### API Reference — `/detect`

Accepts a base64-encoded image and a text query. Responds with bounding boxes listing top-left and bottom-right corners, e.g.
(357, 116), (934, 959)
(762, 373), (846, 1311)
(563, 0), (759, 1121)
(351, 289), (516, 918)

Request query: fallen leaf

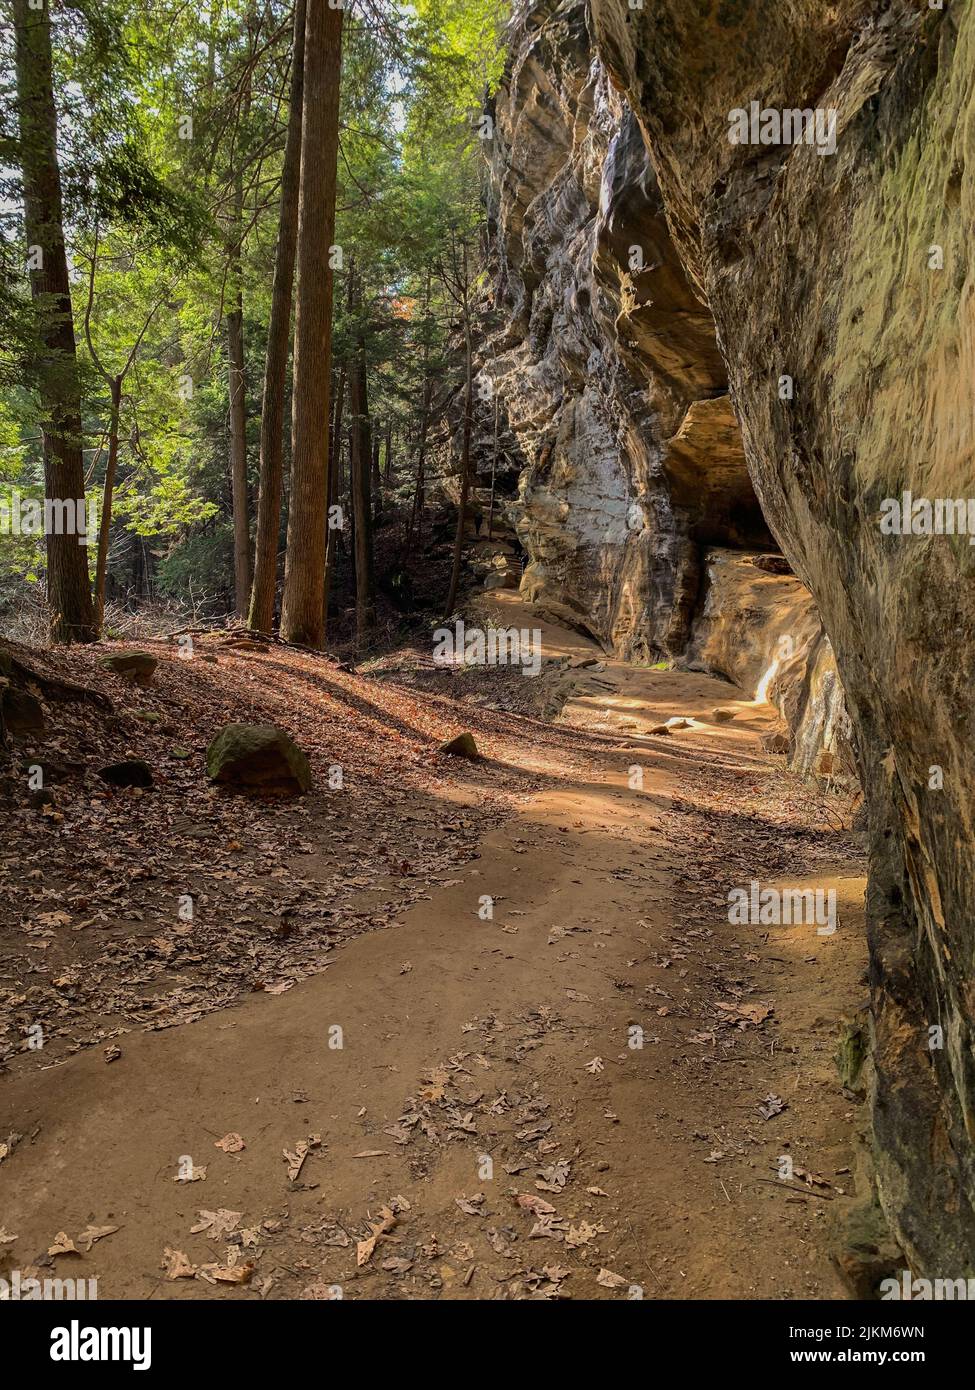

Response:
(515, 1193), (556, 1216)
(161, 1247), (197, 1279)
(356, 1206), (397, 1267)
(214, 1133), (246, 1153)
(198, 1261), (255, 1285)
(190, 1209), (241, 1240)
(77, 1224), (119, 1252)
(48, 1232), (79, 1257)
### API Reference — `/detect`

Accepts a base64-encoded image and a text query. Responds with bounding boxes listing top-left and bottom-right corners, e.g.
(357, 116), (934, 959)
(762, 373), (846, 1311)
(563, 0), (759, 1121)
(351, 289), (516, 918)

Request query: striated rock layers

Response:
(485, 0), (847, 764)
(485, 0), (771, 661)
(581, 0), (975, 1272)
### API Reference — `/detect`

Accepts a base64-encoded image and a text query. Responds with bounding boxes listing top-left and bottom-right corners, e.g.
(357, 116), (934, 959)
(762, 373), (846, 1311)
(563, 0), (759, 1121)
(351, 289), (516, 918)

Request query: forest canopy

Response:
(0, 0), (507, 646)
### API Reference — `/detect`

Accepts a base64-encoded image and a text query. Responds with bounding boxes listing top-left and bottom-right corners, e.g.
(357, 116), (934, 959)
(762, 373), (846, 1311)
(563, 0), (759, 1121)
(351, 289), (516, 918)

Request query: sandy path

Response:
(0, 605), (866, 1300)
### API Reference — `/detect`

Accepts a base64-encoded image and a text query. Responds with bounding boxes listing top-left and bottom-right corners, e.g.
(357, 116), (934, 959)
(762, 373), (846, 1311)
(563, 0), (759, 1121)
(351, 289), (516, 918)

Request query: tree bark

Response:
(487, 389), (499, 540)
(322, 359), (345, 629)
(13, 0), (96, 643)
(226, 229), (250, 616)
(94, 376), (122, 628)
(445, 244), (474, 617)
(247, 0), (306, 632)
(383, 422), (393, 485)
(279, 0), (344, 647)
(350, 337), (376, 639)
(371, 432), (382, 523)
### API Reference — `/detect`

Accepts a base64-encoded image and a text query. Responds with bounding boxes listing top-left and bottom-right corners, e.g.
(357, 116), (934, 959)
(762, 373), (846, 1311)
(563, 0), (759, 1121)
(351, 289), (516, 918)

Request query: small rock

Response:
(99, 759), (154, 788)
(761, 728), (790, 755)
(1, 686), (45, 736)
(99, 652), (158, 686)
(648, 724), (671, 736)
(439, 732), (479, 759)
(665, 717), (693, 730)
(712, 707), (736, 723)
(206, 723), (311, 794)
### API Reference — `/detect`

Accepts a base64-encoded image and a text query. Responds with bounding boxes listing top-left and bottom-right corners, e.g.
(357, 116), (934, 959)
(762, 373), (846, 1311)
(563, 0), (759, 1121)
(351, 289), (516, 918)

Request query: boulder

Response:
(99, 652), (158, 686)
(205, 723), (311, 794)
(439, 732), (479, 759)
(99, 759), (154, 789)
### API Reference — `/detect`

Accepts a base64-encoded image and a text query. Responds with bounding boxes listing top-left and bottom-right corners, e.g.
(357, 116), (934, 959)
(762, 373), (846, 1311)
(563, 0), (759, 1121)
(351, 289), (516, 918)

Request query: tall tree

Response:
(13, 0), (96, 643)
(349, 312), (376, 639)
(82, 227), (165, 629)
(279, 0), (344, 647)
(444, 235), (474, 616)
(225, 10), (256, 618)
(248, 0), (306, 632)
(226, 165), (250, 617)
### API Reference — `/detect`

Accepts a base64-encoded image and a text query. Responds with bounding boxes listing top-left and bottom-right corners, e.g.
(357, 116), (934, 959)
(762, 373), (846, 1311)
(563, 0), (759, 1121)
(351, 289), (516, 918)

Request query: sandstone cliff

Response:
(486, 0), (975, 1275)
(580, 0), (975, 1272)
(485, 0), (847, 771)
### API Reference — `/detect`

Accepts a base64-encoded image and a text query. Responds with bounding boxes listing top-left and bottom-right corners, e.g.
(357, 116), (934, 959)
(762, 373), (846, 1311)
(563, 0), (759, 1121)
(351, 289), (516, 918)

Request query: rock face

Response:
(206, 724), (311, 795)
(483, 0), (773, 660)
(578, 0), (975, 1270)
(485, 0), (845, 773)
(686, 549), (851, 780)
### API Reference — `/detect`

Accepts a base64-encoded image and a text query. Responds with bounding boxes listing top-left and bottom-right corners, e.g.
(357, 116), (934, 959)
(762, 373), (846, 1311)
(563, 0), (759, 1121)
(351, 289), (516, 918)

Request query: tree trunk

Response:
(13, 0), (96, 643)
(322, 359), (345, 629)
(404, 374), (431, 566)
(371, 433), (382, 524)
(280, 0), (343, 648)
(487, 389), (499, 540)
(247, 0), (305, 632)
(350, 340), (376, 639)
(445, 246), (474, 617)
(226, 237), (250, 616)
(94, 375), (122, 629)
(384, 422), (393, 485)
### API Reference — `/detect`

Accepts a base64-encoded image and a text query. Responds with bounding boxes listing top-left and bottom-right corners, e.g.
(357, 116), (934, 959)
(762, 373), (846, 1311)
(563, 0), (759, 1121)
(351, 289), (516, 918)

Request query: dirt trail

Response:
(0, 601), (866, 1300)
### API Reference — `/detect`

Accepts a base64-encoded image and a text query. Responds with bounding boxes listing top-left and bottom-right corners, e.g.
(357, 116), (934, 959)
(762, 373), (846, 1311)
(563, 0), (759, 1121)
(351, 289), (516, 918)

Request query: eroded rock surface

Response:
(687, 549), (850, 780)
(485, 0), (772, 660)
(586, 0), (975, 1270)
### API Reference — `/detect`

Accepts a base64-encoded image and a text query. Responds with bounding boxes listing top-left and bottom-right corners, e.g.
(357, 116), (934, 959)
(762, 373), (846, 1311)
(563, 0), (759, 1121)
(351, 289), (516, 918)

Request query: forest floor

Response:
(0, 593), (867, 1300)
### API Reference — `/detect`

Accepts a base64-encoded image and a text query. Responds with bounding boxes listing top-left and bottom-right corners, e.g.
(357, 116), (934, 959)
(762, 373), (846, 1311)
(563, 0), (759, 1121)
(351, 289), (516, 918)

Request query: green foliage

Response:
(0, 0), (508, 622)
